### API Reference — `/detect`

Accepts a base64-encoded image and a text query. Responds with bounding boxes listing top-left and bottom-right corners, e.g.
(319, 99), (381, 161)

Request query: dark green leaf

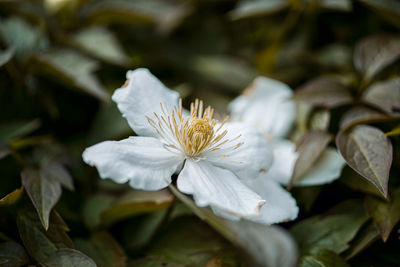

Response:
(229, 0), (288, 20)
(30, 49), (109, 102)
(365, 188), (400, 242)
(169, 185), (298, 267)
(17, 208), (73, 263)
(42, 161), (74, 191)
(289, 130), (332, 188)
(293, 78), (353, 108)
(42, 248), (96, 267)
(336, 125), (392, 198)
(339, 166), (382, 198)
(101, 189), (174, 226)
(354, 34), (400, 82)
(299, 248), (350, 267)
(0, 48), (14, 67)
(291, 199), (369, 254)
(357, 0), (400, 28)
(343, 221), (379, 259)
(21, 167), (62, 230)
(0, 241), (29, 267)
(82, 194), (114, 230)
(0, 119), (41, 143)
(362, 78), (400, 114)
(74, 232), (126, 267)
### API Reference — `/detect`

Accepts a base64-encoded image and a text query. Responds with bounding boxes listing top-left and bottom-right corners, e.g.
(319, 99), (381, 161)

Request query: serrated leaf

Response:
(289, 130), (332, 188)
(354, 34), (400, 83)
(74, 232), (126, 267)
(0, 186), (24, 207)
(0, 47), (14, 67)
(72, 26), (130, 66)
(291, 199), (369, 254)
(293, 78), (353, 108)
(169, 185), (298, 267)
(342, 221), (380, 259)
(30, 49), (109, 102)
(336, 125), (392, 198)
(101, 189), (174, 226)
(365, 189), (400, 242)
(22, 167), (62, 230)
(229, 0), (288, 20)
(362, 78), (400, 114)
(299, 248), (350, 267)
(17, 208), (73, 263)
(0, 119), (41, 143)
(0, 241), (30, 267)
(357, 0), (400, 29)
(42, 248), (96, 267)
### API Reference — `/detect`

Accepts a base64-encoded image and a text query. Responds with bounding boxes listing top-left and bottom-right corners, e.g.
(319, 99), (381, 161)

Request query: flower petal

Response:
(205, 122), (273, 180)
(296, 148), (345, 186)
(177, 159), (265, 217)
(82, 136), (183, 190)
(229, 76), (296, 139)
(112, 68), (180, 137)
(244, 179), (299, 225)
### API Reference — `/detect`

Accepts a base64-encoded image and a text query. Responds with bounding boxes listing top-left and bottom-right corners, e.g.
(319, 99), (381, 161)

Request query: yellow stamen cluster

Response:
(147, 99), (242, 159)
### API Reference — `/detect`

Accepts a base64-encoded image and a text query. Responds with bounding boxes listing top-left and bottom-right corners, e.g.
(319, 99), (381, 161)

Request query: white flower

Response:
(82, 68), (274, 218)
(228, 77), (346, 225)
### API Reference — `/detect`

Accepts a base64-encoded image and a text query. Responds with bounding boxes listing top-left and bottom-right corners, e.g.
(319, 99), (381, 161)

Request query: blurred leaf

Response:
(42, 248), (96, 267)
(291, 199), (369, 254)
(0, 16), (47, 59)
(309, 109), (330, 132)
(292, 186), (321, 212)
(30, 49), (109, 102)
(343, 221), (379, 259)
(0, 144), (10, 160)
(339, 106), (395, 131)
(336, 125), (392, 198)
(293, 78), (353, 108)
(354, 34), (400, 83)
(0, 186), (23, 207)
(311, 0), (352, 11)
(0, 241), (29, 267)
(22, 167), (62, 230)
(17, 208), (73, 263)
(362, 78), (400, 114)
(74, 232), (126, 267)
(365, 188), (400, 242)
(299, 248), (350, 267)
(385, 125), (400, 136)
(0, 119), (41, 143)
(229, 0), (288, 20)
(82, 194), (114, 230)
(169, 185), (298, 267)
(101, 189), (174, 226)
(289, 130), (332, 188)
(339, 167), (382, 198)
(71, 26), (130, 66)
(0, 47), (14, 67)
(357, 0), (400, 28)
(42, 160), (74, 191)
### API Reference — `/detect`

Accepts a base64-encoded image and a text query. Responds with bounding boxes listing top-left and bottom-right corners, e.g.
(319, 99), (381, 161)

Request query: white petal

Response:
(296, 148), (345, 186)
(112, 68), (180, 137)
(266, 139), (298, 185)
(177, 159), (265, 217)
(229, 76), (296, 139)
(205, 122), (273, 180)
(244, 179), (299, 225)
(82, 136), (183, 190)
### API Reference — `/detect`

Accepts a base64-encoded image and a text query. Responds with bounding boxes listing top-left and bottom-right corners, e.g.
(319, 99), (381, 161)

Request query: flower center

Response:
(147, 99), (242, 159)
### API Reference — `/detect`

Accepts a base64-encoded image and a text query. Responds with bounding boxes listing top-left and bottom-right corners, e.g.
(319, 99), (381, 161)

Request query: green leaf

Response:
(362, 78), (400, 114)
(0, 48), (14, 67)
(291, 199), (369, 254)
(0, 186), (24, 207)
(74, 232), (126, 267)
(82, 194), (115, 230)
(385, 125), (400, 136)
(293, 78), (353, 108)
(312, 0), (352, 11)
(21, 167), (62, 230)
(30, 49), (109, 102)
(169, 185), (298, 267)
(17, 208), (73, 263)
(100, 189), (174, 226)
(71, 26), (130, 66)
(336, 125), (392, 198)
(229, 0), (288, 20)
(42, 248), (96, 267)
(339, 166), (382, 198)
(289, 130), (332, 188)
(299, 248), (350, 267)
(357, 0), (400, 28)
(42, 161), (74, 191)
(342, 221), (380, 259)
(0, 241), (30, 267)
(365, 188), (400, 242)
(0, 119), (41, 143)
(339, 106), (397, 131)
(354, 34), (400, 83)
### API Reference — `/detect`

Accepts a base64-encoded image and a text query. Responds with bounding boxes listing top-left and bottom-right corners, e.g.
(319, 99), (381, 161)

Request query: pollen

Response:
(147, 98), (243, 159)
